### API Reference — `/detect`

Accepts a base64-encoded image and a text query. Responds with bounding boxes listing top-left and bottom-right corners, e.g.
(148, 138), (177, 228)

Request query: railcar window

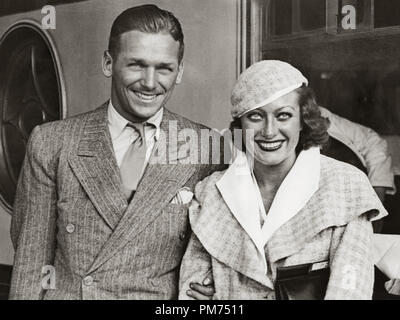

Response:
(375, 0), (400, 28)
(259, 0), (400, 135)
(269, 0), (292, 36)
(299, 0), (326, 31)
(0, 24), (62, 211)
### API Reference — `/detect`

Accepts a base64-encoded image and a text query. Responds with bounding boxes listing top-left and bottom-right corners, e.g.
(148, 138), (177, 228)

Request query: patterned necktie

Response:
(120, 123), (147, 200)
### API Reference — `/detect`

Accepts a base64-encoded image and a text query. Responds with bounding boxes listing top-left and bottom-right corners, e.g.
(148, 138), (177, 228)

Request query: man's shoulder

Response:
(34, 104), (107, 136)
(164, 108), (211, 132)
(27, 104), (107, 157)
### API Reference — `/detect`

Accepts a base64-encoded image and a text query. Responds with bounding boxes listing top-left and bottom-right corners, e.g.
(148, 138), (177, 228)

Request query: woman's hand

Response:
(186, 273), (215, 300)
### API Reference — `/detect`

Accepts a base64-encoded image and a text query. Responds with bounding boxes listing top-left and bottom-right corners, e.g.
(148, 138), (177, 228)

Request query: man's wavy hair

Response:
(229, 86), (330, 153)
(108, 4), (184, 62)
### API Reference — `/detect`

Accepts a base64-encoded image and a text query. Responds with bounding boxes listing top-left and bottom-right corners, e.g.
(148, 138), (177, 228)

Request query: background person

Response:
(320, 106), (395, 203)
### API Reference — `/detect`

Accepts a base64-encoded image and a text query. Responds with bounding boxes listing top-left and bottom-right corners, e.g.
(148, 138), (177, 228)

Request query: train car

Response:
(0, 0), (399, 300)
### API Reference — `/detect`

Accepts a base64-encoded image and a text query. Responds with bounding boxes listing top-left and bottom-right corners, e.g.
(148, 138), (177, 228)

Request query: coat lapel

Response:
(87, 109), (197, 273)
(191, 177), (273, 288)
(190, 151), (274, 288)
(215, 152), (266, 258)
(260, 148), (320, 245)
(68, 103), (128, 230)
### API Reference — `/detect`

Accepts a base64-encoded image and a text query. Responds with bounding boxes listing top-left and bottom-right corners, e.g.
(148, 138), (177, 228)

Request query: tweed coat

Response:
(9, 102), (224, 300)
(179, 152), (388, 300)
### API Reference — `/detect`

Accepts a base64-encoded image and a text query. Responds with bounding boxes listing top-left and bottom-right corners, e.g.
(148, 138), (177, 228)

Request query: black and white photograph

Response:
(0, 0), (399, 306)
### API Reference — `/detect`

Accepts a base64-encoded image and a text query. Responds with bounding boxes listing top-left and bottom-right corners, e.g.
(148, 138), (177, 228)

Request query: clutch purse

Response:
(275, 262), (330, 300)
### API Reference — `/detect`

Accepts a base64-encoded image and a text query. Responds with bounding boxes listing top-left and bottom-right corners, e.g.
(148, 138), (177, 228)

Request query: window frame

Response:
(0, 20), (66, 213)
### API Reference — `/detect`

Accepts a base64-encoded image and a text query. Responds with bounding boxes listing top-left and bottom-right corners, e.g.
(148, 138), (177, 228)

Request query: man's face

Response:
(103, 30), (183, 122)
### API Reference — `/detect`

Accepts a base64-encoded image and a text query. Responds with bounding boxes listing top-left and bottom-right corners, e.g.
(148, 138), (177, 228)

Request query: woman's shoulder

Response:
(320, 153), (366, 174)
(319, 154), (370, 185)
(317, 154), (387, 222)
(319, 154), (375, 202)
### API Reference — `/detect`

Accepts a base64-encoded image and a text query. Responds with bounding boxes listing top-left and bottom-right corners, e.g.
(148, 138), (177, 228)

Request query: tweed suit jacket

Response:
(179, 154), (388, 300)
(10, 102), (225, 300)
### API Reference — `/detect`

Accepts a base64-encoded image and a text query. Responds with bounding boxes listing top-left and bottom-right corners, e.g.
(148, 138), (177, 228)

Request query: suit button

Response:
(83, 276), (94, 286)
(150, 278), (159, 287)
(66, 223), (75, 233)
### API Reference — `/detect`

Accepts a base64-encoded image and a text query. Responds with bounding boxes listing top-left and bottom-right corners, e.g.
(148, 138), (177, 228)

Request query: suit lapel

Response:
(68, 103), (128, 230)
(88, 109), (197, 273)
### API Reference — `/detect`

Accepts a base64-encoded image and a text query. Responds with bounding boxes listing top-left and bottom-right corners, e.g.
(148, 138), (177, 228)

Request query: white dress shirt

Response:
(107, 100), (163, 168)
(320, 106), (395, 194)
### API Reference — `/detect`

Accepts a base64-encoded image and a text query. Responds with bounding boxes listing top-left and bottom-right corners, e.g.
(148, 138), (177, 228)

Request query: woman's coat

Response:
(179, 149), (387, 300)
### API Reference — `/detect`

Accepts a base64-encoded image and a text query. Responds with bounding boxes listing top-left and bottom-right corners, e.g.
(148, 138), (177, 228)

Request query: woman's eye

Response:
(277, 113), (292, 120)
(247, 113), (263, 121)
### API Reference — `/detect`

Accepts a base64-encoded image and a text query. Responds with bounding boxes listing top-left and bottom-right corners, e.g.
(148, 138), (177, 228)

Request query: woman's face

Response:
(240, 90), (302, 168)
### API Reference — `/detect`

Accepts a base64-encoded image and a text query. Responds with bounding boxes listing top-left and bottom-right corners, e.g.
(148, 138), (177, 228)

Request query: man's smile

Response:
(132, 90), (160, 103)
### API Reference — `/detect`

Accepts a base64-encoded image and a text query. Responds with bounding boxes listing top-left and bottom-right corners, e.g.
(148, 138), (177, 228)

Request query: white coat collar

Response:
(216, 147), (320, 273)
(260, 147), (320, 244)
(216, 150), (266, 257)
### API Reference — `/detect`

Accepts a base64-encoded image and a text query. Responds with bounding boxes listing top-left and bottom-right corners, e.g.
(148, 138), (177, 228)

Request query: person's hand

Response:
(186, 273), (215, 300)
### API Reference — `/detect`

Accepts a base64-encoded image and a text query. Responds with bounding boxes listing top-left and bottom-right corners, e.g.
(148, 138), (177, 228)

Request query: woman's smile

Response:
(255, 140), (285, 151)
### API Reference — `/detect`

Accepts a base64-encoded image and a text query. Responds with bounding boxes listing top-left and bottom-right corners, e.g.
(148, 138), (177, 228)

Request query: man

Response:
(320, 106), (395, 202)
(10, 5), (223, 299)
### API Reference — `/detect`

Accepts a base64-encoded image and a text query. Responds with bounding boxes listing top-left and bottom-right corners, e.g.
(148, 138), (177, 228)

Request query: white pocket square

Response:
(170, 187), (194, 205)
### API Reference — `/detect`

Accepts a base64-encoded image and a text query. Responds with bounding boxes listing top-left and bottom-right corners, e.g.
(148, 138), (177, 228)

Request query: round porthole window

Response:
(0, 21), (65, 212)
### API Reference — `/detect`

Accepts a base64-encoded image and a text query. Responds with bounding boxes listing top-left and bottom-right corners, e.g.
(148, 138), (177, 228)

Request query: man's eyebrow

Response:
(127, 58), (146, 64)
(125, 59), (175, 69)
(157, 62), (175, 68)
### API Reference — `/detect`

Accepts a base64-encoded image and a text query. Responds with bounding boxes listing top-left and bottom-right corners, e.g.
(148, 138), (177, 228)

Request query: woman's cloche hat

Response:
(231, 60), (308, 118)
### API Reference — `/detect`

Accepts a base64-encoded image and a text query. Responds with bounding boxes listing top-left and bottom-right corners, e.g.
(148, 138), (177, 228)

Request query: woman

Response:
(179, 60), (387, 300)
